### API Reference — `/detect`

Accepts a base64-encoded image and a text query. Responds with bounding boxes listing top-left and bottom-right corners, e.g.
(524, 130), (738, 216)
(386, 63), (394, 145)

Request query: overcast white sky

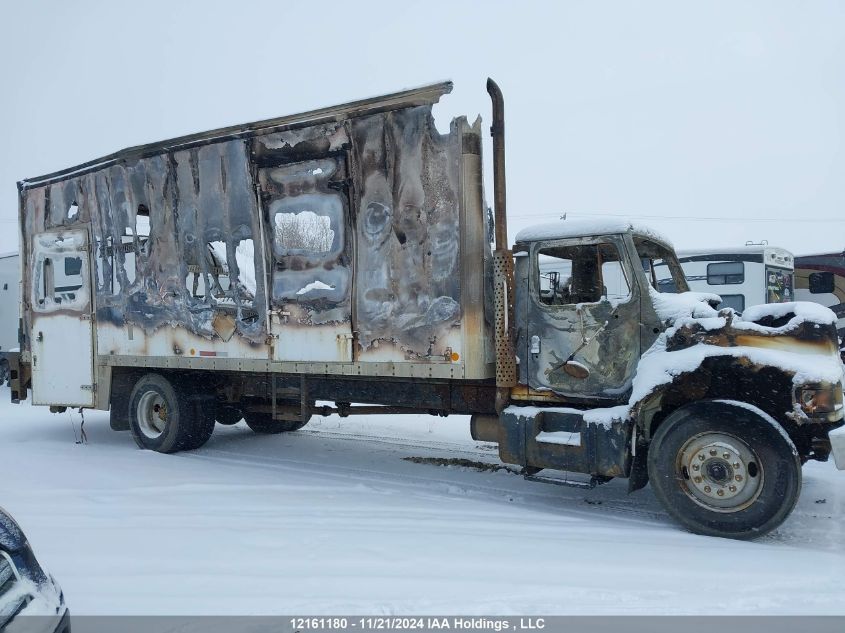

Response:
(1, 0), (843, 256)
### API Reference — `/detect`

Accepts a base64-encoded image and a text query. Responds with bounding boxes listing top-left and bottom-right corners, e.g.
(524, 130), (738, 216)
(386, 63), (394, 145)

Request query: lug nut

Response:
(723, 452), (730, 459)
(733, 463), (741, 469)
(709, 449), (717, 456)
(735, 475), (743, 482)
(694, 476), (702, 483)
(704, 486), (712, 493)
(729, 485), (737, 492)
(693, 464), (700, 471)
(698, 454), (705, 461)
(717, 489), (724, 497)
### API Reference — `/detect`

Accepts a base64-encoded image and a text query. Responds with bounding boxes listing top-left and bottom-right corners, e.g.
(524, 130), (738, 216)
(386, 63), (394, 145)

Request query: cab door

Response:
(258, 155), (354, 362)
(525, 235), (640, 401)
(30, 228), (95, 407)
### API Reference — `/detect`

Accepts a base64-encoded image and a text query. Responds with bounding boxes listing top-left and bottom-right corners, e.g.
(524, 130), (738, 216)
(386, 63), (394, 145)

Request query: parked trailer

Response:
(0, 252), (20, 383)
(654, 245), (794, 313)
(794, 250), (845, 340)
(10, 80), (845, 539)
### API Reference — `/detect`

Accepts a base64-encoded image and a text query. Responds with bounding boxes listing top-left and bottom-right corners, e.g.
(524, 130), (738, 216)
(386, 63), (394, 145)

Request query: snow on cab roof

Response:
(514, 218), (673, 246)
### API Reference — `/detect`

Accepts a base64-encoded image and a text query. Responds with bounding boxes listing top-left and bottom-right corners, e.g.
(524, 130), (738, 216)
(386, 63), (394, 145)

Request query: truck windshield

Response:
(635, 237), (689, 294)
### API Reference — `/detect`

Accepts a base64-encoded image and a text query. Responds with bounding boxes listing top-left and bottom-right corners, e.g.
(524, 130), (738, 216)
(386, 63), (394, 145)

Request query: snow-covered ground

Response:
(0, 388), (843, 615)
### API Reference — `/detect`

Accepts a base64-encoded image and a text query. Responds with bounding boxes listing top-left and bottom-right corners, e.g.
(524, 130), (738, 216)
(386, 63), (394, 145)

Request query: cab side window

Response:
(537, 242), (630, 306)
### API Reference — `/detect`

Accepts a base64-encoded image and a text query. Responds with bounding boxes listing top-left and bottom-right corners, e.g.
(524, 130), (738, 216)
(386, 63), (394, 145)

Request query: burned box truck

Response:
(10, 80), (845, 539)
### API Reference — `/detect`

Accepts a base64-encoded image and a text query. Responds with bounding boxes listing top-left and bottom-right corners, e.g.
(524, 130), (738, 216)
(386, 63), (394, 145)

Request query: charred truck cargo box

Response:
(12, 79), (845, 539)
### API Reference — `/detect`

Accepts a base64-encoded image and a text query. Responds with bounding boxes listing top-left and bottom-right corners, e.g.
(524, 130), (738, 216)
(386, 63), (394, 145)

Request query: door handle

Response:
(530, 335), (541, 355)
(36, 331), (43, 342)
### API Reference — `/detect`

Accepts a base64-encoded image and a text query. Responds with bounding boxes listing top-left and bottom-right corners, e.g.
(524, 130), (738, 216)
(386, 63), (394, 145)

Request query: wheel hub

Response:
(137, 391), (169, 440)
(679, 432), (763, 512)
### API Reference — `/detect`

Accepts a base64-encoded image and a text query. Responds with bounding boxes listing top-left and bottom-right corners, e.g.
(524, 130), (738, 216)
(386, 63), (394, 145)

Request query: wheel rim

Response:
(676, 431), (764, 513)
(137, 391), (169, 439)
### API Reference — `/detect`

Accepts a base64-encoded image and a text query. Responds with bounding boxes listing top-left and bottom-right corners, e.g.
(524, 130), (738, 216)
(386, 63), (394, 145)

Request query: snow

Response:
(503, 405), (630, 429)
(630, 334), (845, 406)
(208, 240), (257, 297)
(535, 431), (581, 447)
(648, 286), (721, 323)
(631, 288), (844, 414)
(1, 389), (844, 616)
(830, 425), (845, 470)
(740, 301), (838, 327)
(514, 218), (673, 247)
(18, 575), (63, 617)
(582, 405), (630, 428)
(296, 280), (334, 295)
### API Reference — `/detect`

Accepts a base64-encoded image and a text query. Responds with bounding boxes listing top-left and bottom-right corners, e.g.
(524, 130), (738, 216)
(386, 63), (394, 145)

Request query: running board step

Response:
(523, 473), (600, 489)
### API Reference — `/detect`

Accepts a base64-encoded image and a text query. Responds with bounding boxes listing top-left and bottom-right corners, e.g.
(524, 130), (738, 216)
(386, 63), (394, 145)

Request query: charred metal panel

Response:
(349, 107), (462, 359)
(21, 140), (268, 359)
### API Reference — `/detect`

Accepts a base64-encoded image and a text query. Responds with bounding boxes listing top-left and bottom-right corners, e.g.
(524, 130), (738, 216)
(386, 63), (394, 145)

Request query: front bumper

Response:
(831, 425), (845, 470)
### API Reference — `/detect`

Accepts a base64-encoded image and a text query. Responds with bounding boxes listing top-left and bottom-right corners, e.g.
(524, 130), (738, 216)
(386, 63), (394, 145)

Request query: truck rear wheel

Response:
(129, 373), (215, 453)
(244, 411), (310, 434)
(215, 405), (243, 426)
(647, 401), (801, 539)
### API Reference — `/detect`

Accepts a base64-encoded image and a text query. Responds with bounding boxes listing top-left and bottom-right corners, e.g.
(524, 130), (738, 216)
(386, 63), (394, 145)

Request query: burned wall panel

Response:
(350, 106), (462, 357)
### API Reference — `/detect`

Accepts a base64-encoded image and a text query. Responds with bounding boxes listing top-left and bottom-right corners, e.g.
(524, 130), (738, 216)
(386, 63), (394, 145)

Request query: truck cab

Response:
(514, 220), (686, 402)
(475, 217), (845, 539)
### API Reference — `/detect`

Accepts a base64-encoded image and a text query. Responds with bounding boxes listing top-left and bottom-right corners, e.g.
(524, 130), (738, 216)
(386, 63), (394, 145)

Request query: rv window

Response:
(718, 294), (745, 313)
(707, 261), (744, 285)
(809, 271), (834, 294)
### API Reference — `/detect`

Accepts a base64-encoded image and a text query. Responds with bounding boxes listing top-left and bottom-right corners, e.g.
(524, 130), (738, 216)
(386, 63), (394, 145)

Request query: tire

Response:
(647, 401), (801, 539)
(216, 405), (243, 426)
(244, 411), (310, 434)
(129, 373), (215, 453)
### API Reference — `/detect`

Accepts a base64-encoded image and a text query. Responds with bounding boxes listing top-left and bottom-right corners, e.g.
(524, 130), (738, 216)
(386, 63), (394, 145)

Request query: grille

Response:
(0, 551), (29, 628)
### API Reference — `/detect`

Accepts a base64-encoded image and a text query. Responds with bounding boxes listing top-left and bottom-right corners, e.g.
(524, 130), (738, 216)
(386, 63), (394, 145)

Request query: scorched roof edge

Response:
(19, 80), (453, 190)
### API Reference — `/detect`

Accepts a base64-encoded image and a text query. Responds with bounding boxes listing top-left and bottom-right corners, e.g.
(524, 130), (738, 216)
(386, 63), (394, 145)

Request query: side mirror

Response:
(563, 361), (590, 380)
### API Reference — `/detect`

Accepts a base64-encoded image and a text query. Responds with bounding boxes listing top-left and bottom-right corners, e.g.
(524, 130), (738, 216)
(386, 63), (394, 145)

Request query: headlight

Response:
(797, 384), (844, 416)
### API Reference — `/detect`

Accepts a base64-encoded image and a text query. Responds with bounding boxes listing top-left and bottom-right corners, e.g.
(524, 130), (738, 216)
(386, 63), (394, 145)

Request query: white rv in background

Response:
(654, 244), (794, 313)
(0, 252), (20, 381)
(794, 250), (845, 339)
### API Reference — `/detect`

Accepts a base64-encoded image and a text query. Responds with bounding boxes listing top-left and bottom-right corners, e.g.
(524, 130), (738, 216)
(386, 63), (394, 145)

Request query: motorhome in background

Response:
(0, 252), (20, 382)
(654, 244), (794, 313)
(795, 250), (845, 340)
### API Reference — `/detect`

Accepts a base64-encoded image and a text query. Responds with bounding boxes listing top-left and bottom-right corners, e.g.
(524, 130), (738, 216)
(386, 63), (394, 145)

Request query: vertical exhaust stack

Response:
(487, 78), (508, 252)
(487, 78), (518, 412)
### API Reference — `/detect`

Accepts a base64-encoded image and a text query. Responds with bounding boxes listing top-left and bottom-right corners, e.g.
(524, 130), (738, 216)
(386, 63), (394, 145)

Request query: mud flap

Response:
(627, 441), (650, 492)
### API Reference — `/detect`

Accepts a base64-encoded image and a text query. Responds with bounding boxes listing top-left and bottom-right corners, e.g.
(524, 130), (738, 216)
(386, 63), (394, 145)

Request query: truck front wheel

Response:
(129, 373), (215, 453)
(647, 401), (801, 539)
